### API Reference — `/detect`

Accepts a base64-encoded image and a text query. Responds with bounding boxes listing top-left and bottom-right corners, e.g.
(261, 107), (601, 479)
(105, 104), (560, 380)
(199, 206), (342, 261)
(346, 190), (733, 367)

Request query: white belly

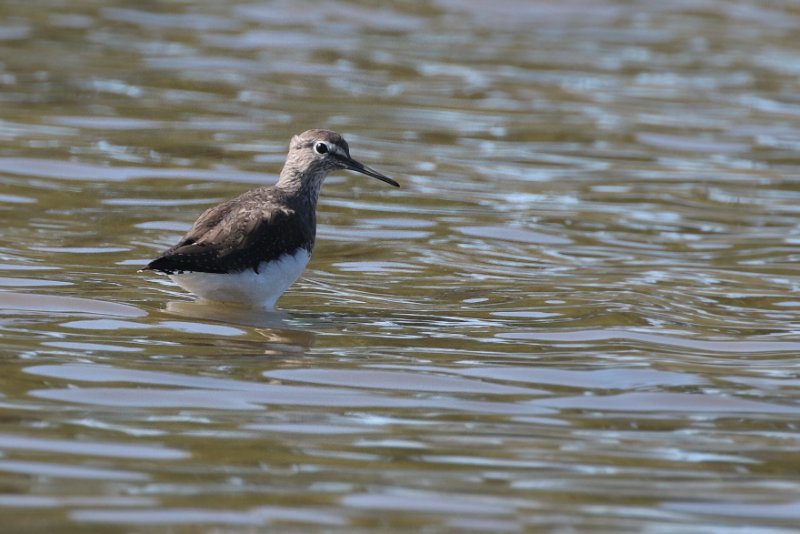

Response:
(168, 249), (310, 309)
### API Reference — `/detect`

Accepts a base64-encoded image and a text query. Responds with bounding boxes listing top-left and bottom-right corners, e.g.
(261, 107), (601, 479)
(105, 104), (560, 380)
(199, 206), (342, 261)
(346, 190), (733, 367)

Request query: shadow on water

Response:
(165, 298), (294, 330)
(163, 298), (316, 355)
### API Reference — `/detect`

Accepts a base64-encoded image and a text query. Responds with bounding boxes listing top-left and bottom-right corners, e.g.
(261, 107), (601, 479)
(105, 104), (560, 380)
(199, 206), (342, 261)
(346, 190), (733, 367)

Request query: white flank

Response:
(169, 249), (311, 309)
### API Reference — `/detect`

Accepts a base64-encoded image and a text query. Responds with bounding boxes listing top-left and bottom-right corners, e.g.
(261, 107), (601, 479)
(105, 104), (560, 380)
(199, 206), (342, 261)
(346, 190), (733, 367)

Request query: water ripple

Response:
(2, 0), (800, 531)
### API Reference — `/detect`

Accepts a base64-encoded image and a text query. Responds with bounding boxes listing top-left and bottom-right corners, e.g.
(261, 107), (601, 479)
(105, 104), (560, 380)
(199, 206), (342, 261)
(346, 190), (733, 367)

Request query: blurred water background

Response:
(2, 0), (800, 531)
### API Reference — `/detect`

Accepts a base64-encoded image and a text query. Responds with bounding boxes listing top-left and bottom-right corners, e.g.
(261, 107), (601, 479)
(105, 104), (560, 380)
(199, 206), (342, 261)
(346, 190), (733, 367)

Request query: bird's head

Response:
(280, 129), (399, 191)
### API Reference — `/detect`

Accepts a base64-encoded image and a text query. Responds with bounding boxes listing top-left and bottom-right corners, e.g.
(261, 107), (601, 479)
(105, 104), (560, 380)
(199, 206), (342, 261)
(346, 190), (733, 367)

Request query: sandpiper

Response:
(144, 129), (399, 309)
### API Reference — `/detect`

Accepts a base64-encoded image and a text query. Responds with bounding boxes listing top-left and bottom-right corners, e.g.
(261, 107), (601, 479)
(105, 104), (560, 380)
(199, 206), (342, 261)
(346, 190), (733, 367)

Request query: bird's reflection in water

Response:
(164, 299), (315, 356)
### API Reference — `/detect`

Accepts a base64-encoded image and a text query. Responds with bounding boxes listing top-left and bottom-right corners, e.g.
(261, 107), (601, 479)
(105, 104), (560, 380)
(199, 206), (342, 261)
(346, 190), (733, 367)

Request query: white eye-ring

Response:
(314, 142), (329, 155)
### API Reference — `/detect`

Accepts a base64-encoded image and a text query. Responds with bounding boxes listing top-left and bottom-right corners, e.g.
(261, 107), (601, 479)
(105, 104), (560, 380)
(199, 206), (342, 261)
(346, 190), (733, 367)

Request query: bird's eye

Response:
(314, 142), (328, 155)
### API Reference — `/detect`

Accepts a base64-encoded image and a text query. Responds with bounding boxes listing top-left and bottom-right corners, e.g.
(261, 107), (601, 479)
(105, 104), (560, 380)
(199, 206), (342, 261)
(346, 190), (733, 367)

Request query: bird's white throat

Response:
(168, 249), (311, 309)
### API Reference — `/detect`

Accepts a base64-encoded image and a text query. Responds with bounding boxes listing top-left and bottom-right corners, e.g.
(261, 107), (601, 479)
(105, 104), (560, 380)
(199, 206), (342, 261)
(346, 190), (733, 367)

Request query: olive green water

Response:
(2, 1), (800, 532)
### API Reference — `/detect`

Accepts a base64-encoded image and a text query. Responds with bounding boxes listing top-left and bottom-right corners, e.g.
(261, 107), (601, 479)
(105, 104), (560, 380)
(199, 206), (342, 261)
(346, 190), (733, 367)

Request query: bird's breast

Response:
(168, 248), (311, 309)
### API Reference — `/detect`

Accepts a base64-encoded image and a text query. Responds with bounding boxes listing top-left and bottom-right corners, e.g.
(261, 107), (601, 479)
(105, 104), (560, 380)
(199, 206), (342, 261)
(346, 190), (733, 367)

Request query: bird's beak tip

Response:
(341, 156), (400, 188)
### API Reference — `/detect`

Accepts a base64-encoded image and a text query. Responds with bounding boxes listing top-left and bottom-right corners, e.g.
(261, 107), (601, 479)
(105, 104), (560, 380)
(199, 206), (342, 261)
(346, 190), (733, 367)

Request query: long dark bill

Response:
(339, 156), (399, 187)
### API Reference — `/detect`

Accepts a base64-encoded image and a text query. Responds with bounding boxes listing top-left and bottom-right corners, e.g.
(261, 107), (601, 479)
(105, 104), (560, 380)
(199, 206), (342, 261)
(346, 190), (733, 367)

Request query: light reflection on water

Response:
(1, 0), (800, 531)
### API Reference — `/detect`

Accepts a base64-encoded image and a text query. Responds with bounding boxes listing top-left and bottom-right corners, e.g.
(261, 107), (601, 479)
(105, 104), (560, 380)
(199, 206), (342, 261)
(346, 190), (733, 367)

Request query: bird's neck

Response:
(276, 167), (325, 208)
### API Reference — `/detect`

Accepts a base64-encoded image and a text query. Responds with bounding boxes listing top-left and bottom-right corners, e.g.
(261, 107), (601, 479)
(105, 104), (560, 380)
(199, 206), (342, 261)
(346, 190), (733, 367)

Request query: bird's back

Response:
(147, 186), (315, 275)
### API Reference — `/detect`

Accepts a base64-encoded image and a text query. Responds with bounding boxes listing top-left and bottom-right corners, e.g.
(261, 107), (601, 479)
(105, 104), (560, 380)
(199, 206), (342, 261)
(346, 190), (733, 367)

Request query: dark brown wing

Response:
(147, 198), (312, 274)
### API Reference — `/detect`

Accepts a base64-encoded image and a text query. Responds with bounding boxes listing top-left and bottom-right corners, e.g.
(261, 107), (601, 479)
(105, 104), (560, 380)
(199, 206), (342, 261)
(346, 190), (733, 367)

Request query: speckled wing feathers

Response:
(147, 189), (313, 274)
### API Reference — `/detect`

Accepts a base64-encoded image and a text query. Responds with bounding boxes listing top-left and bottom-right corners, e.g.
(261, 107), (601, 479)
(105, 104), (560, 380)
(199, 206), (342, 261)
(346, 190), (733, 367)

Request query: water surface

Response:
(2, 0), (800, 532)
